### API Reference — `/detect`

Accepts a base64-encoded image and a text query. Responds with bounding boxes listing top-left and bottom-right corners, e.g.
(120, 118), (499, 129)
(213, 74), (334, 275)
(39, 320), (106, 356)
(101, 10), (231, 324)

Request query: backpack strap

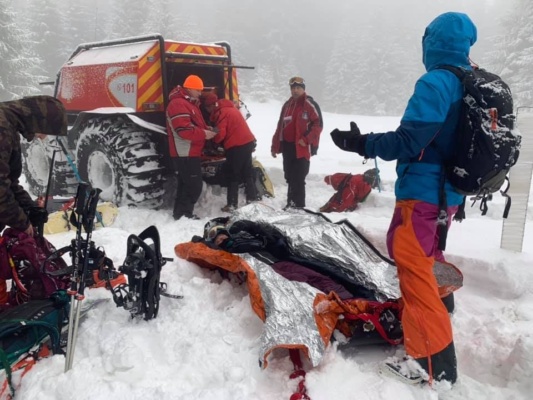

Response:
(437, 170), (449, 251)
(500, 177), (512, 218)
(343, 300), (403, 345)
(436, 65), (467, 80)
(433, 65), (470, 250)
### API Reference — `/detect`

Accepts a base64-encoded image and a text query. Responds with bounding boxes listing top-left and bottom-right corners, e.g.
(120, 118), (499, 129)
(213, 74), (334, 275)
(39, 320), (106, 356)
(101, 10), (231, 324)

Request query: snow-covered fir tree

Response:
(499, 0), (533, 107)
(0, 0), (44, 100)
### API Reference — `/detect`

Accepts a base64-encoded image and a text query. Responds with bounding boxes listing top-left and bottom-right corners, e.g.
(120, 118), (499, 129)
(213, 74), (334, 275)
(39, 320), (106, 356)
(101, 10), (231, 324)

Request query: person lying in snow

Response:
(193, 217), (378, 301)
(319, 168), (380, 213)
(177, 203), (462, 376)
(185, 214), (405, 352)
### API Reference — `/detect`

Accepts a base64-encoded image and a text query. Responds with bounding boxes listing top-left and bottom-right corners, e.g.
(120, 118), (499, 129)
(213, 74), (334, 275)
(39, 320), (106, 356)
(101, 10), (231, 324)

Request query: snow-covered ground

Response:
(17, 101), (533, 400)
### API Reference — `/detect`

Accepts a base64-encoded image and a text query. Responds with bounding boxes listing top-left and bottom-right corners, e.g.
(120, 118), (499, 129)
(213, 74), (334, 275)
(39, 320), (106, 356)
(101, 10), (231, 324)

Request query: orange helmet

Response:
(183, 75), (204, 91)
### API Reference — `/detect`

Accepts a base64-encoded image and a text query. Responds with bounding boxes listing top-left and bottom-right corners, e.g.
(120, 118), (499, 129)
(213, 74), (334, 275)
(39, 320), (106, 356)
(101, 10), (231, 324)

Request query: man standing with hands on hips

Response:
(271, 76), (322, 210)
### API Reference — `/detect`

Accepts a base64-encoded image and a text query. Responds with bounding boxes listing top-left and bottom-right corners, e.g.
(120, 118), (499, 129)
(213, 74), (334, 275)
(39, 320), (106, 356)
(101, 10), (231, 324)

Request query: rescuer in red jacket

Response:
(319, 168), (380, 213)
(166, 75), (216, 220)
(203, 94), (259, 212)
(271, 77), (323, 209)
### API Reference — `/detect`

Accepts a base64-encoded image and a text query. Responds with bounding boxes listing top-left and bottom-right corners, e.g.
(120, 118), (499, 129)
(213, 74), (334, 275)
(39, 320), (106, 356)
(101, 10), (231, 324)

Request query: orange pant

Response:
(387, 200), (453, 359)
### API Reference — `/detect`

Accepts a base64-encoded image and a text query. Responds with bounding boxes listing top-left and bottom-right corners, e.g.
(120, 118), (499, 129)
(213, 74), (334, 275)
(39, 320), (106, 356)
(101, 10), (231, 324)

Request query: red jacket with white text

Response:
(271, 93), (323, 161)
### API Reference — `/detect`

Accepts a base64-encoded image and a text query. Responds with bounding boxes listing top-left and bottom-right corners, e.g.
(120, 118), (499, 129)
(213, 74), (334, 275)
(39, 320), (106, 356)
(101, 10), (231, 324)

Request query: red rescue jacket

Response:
(320, 173), (372, 213)
(210, 99), (255, 150)
(166, 86), (208, 157)
(271, 93), (323, 161)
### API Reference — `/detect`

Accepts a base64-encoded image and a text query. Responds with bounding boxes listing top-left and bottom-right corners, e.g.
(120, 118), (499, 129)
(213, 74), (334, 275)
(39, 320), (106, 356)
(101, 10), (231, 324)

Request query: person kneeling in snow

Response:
(319, 168), (380, 213)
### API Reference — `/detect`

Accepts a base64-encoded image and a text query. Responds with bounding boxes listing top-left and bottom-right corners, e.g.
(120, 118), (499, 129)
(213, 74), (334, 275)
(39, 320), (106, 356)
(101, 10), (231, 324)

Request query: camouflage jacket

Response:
(0, 96), (67, 231)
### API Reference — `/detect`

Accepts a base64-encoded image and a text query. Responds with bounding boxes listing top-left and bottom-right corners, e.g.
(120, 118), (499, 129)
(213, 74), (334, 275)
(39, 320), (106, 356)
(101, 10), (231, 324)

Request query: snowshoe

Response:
(379, 357), (429, 385)
(111, 226), (166, 320)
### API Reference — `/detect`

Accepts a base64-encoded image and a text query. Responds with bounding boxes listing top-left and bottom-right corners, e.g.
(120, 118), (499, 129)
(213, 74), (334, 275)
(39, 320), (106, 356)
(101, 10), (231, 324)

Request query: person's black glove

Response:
(191, 235), (204, 243)
(330, 122), (368, 157)
(27, 206), (48, 226)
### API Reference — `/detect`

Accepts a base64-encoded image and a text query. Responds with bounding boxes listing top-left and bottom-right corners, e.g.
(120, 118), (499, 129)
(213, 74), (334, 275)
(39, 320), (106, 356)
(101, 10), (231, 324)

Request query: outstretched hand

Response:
(330, 121), (368, 157)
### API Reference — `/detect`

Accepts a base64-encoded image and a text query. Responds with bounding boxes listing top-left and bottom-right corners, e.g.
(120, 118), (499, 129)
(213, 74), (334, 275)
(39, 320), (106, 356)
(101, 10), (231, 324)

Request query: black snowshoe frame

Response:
(110, 226), (172, 321)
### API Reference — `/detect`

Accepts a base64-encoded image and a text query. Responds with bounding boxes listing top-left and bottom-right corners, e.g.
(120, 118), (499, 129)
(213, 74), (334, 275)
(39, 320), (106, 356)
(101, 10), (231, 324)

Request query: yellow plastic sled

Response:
(252, 159), (275, 198)
(43, 202), (119, 235)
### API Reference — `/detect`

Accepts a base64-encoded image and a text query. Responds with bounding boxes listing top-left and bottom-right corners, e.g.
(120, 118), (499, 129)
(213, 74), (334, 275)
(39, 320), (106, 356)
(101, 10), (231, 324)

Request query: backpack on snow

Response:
(0, 229), (70, 306)
(438, 66), (521, 210)
(0, 292), (69, 398)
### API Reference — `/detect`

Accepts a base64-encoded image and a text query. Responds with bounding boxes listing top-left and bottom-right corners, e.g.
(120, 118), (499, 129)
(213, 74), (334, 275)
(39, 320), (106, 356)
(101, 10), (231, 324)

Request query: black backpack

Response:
(439, 66), (521, 200)
(435, 66), (521, 251)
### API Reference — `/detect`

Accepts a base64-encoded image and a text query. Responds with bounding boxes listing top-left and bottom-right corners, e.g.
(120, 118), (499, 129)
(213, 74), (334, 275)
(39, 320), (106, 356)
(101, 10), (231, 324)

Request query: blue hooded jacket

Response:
(364, 12), (477, 206)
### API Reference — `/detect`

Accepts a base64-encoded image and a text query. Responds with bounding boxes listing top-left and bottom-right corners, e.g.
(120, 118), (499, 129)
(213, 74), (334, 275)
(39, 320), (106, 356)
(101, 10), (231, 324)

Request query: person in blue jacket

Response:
(330, 12), (477, 385)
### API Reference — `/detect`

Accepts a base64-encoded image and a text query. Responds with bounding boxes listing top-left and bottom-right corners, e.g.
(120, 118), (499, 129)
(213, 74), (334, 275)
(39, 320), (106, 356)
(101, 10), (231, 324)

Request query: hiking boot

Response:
(185, 214), (200, 220)
(378, 357), (428, 385)
(221, 205), (236, 213)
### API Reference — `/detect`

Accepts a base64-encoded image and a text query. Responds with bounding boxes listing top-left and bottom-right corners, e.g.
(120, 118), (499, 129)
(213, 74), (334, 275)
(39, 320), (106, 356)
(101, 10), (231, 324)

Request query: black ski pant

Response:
(172, 157), (203, 219)
(282, 141), (310, 208)
(225, 141), (258, 207)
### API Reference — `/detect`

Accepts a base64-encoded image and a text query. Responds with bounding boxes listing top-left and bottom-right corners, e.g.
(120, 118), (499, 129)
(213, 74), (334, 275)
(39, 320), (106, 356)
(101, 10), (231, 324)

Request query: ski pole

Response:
(64, 185), (87, 371)
(374, 158), (382, 193)
(35, 150), (57, 238)
(65, 188), (101, 371)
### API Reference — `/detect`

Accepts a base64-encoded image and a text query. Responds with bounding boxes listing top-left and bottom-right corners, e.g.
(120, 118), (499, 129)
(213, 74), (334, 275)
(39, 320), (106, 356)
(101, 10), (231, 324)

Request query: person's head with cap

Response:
(363, 168), (380, 189)
(289, 76), (306, 99)
(202, 93), (218, 114)
(183, 75), (204, 99)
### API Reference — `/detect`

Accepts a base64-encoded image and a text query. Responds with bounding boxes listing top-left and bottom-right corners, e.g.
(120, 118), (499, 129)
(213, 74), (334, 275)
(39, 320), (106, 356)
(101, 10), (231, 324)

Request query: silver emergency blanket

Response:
(240, 253), (326, 367)
(210, 203), (461, 369)
(234, 203), (401, 301)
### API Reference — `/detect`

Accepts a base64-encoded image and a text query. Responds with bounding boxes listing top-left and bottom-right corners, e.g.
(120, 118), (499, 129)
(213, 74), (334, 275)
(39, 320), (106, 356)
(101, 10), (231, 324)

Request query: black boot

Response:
(416, 341), (457, 384)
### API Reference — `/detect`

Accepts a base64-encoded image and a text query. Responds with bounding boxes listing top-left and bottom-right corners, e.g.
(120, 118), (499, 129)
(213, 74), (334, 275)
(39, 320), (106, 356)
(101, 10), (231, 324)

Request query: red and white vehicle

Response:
(22, 34), (252, 208)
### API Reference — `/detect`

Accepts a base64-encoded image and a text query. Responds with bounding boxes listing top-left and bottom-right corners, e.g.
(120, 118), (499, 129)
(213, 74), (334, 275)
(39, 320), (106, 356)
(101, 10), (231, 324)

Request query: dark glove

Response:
(27, 206), (48, 226)
(191, 235), (204, 243)
(330, 122), (368, 157)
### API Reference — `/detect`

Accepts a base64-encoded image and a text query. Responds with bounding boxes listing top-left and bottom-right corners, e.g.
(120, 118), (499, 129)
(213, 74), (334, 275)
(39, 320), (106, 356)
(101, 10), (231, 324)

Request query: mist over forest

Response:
(1, 0), (531, 115)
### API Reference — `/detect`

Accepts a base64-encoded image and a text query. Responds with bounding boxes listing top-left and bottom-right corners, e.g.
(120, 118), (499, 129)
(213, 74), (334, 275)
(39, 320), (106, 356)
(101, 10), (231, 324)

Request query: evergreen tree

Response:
(0, 0), (44, 100)
(142, 0), (199, 41)
(63, 1), (103, 53)
(499, 0), (533, 107)
(324, 14), (361, 115)
(105, 0), (152, 39)
(251, 65), (277, 103)
(24, 0), (69, 80)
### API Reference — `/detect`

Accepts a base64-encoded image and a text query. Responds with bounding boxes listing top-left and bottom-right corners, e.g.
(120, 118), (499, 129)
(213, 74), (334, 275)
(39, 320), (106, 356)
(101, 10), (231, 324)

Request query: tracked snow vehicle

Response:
(22, 34), (252, 208)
